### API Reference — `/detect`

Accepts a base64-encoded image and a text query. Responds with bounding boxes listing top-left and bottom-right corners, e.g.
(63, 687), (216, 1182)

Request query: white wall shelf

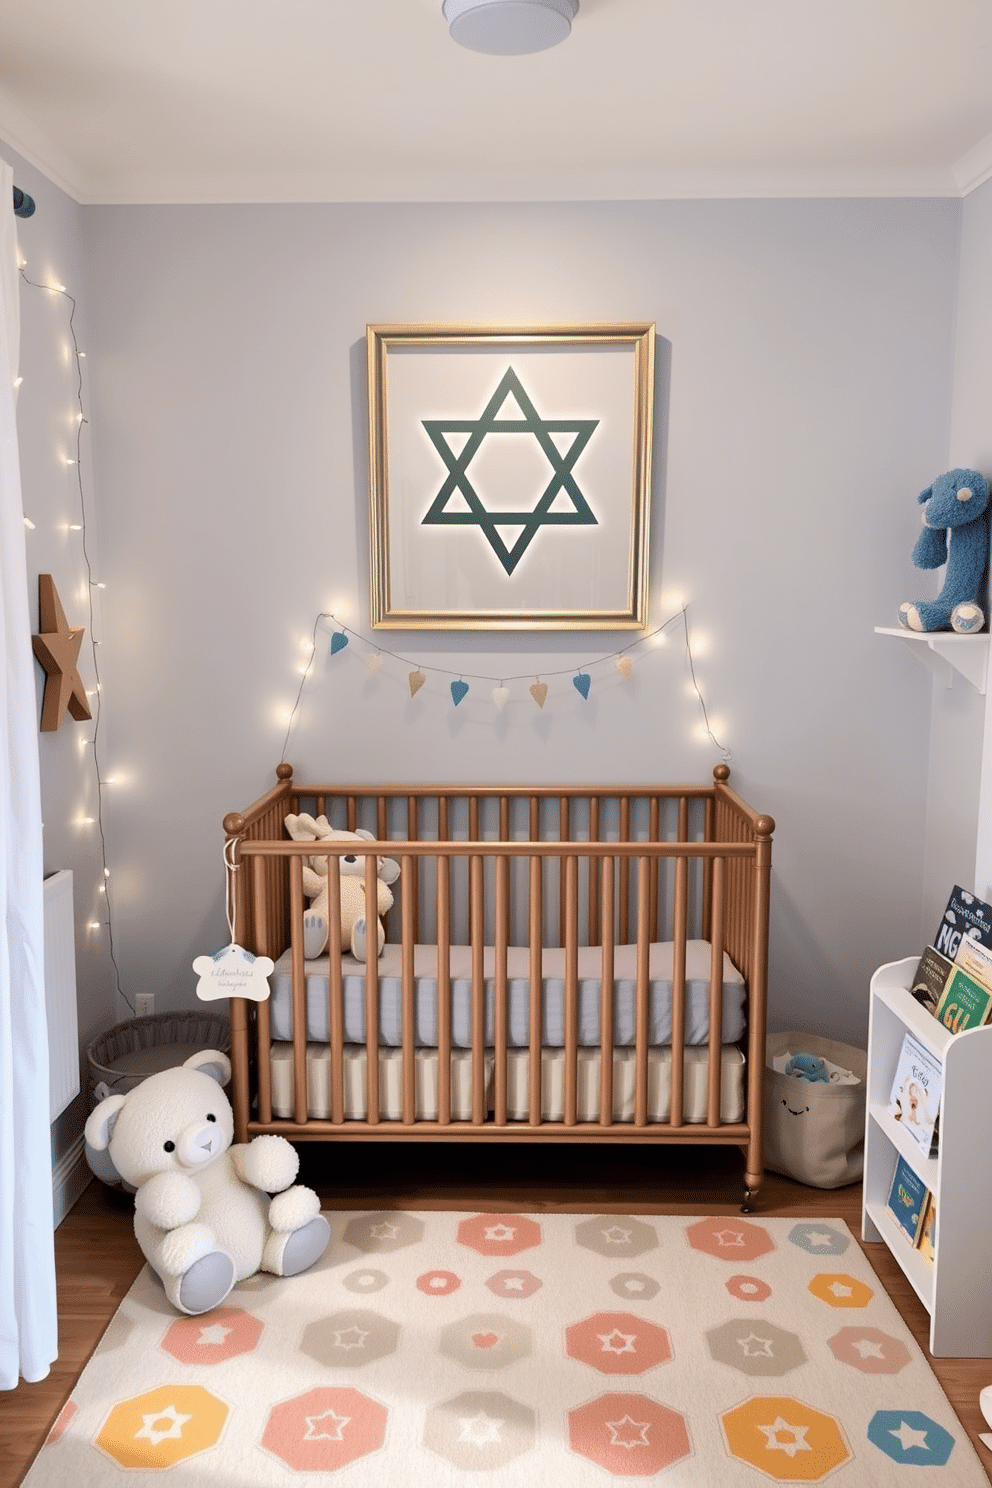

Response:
(862, 956), (992, 1356)
(875, 626), (989, 694)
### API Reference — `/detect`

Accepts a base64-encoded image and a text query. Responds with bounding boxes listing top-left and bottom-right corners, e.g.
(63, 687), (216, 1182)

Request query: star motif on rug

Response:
(484, 1223), (516, 1242)
(196, 1323), (233, 1347)
(890, 1420), (930, 1452)
(420, 367), (599, 576)
(457, 1412), (504, 1446)
(605, 1414), (652, 1449)
(852, 1336), (887, 1359)
(134, 1404), (192, 1447)
(369, 1221), (400, 1241)
(31, 573), (92, 732)
(501, 1276), (526, 1290)
(332, 1326), (369, 1350)
(304, 1408), (350, 1442)
(737, 1332), (775, 1358)
(600, 1226), (633, 1245)
(827, 1280), (854, 1298)
(714, 1229), (747, 1248)
(598, 1329), (637, 1355)
(804, 1229), (836, 1248)
(757, 1415), (811, 1457)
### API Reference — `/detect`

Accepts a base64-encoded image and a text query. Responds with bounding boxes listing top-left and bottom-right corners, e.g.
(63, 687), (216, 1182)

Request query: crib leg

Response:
(741, 1171), (762, 1214)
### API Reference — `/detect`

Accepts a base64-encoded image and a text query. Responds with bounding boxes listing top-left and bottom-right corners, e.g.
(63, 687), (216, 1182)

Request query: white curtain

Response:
(0, 157), (57, 1389)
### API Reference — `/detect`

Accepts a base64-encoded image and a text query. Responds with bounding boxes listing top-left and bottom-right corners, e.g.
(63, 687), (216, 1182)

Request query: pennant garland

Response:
(282, 603), (729, 762)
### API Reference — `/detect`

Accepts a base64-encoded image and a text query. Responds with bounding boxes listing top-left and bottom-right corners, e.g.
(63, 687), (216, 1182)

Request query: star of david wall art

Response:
(368, 324), (655, 630)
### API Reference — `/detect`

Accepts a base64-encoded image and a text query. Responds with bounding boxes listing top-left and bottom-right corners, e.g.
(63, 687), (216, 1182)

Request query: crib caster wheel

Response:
(740, 1188), (754, 1215)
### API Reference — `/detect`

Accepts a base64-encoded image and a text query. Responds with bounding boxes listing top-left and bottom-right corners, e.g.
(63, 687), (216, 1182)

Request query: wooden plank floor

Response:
(3, 1142), (991, 1486)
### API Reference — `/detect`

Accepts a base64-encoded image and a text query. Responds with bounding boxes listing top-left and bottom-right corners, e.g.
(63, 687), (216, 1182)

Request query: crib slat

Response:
(619, 796), (631, 943)
(401, 856), (416, 1124)
(649, 796), (660, 941)
(559, 797), (569, 949)
(327, 859), (345, 1125)
(437, 855), (452, 1126)
(529, 854), (542, 1125)
(564, 854), (579, 1126)
(634, 856), (650, 1126)
(365, 855), (380, 1124)
(707, 856), (726, 1126)
(250, 854), (274, 1127)
(289, 856), (308, 1126)
(599, 855), (615, 1126)
(494, 855), (509, 1126)
(470, 854), (485, 1124)
(669, 853), (689, 1127)
(589, 798), (601, 945)
(406, 796), (419, 943)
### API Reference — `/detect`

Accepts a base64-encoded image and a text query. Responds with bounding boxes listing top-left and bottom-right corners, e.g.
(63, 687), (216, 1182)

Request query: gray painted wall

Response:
(7, 161), (982, 1119)
(80, 197), (959, 1048)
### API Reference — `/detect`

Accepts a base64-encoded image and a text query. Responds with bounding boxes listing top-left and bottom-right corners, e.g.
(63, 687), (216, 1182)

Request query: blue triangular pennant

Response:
(330, 631), (349, 656)
(450, 680), (469, 706)
(573, 672), (591, 699)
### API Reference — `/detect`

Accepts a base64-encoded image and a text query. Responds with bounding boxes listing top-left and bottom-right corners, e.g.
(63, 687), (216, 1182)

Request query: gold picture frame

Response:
(367, 322), (655, 630)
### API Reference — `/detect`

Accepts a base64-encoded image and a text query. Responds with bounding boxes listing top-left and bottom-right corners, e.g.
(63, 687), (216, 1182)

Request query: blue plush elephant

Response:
(899, 467), (991, 634)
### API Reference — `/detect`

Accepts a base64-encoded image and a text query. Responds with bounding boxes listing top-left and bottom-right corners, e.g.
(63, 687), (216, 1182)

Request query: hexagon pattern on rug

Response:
(569, 1391), (691, 1475)
(566, 1311), (672, 1375)
(25, 1211), (986, 1488)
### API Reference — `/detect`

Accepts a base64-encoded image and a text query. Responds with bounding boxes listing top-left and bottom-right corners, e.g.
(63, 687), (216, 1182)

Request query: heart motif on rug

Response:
(471, 1332), (499, 1349)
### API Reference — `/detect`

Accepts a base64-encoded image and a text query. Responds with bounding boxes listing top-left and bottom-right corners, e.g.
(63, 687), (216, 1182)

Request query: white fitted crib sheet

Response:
(268, 1042), (745, 1125)
(267, 939), (745, 1049)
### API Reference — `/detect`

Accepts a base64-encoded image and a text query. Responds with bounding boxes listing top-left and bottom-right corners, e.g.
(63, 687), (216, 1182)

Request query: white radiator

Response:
(43, 869), (80, 1121)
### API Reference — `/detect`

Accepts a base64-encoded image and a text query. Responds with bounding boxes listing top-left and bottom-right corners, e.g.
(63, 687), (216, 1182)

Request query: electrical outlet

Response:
(135, 993), (154, 1017)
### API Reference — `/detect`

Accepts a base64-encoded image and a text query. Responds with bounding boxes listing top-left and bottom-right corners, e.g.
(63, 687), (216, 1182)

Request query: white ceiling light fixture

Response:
(442, 0), (578, 56)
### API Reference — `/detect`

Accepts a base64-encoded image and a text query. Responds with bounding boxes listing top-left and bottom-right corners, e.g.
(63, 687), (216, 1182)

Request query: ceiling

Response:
(2, 0), (991, 205)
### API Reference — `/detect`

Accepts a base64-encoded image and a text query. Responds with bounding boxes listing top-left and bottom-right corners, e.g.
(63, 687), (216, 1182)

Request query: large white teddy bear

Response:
(84, 1050), (329, 1315)
(284, 812), (399, 961)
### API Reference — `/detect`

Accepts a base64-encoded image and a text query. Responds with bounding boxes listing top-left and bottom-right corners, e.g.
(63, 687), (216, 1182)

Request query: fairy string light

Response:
(280, 603), (730, 763)
(20, 266), (132, 1012)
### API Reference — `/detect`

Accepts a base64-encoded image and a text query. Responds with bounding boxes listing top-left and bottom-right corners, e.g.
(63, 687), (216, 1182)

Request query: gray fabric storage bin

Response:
(763, 1031), (867, 1189)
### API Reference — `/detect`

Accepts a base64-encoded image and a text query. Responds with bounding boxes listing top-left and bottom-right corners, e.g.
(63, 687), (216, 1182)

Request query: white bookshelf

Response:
(862, 956), (992, 1356)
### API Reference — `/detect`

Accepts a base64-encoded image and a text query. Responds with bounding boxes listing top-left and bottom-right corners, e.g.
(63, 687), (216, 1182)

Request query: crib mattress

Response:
(269, 1042), (745, 1125)
(268, 939), (745, 1050)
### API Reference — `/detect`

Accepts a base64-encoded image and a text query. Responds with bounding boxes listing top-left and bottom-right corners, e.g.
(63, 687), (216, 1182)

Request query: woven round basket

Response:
(86, 1009), (231, 1108)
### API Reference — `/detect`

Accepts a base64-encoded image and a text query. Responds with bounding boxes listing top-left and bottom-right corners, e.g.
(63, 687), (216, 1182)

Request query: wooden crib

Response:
(222, 763), (773, 1207)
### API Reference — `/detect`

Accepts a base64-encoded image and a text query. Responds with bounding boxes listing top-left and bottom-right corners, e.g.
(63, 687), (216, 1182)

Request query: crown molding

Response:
(0, 88), (85, 203)
(954, 130), (992, 197)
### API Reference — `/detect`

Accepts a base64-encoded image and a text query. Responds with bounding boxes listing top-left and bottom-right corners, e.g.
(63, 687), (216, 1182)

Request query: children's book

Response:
(954, 933), (992, 993)
(933, 885), (992, 961)
(934, 963), (992, 1034)
(887, 1031), (942, 1154)
(916, 1191), (937, 1266)
(909, 946), (952, 1016)
(885, 1153), (928, 1244)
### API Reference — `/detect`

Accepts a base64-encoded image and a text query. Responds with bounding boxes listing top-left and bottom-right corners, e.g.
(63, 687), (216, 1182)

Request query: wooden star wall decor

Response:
(31, 574), (92, 732)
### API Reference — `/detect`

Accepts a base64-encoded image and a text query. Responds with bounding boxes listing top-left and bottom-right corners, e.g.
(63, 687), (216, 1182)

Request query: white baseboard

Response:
(52, 1134), (91, 1228)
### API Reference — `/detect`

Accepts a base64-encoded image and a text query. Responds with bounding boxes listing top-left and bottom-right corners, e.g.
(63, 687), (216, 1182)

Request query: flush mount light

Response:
(443, 0), (578, 56)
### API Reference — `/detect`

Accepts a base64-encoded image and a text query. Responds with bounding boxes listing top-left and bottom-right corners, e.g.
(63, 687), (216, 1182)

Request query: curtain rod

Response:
(13, 186), (35, 218)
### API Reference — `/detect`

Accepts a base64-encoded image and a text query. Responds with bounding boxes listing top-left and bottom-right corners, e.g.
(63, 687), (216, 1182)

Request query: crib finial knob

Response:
(712, 763), (731, 783)
(276, 762), (293, 782)
(223, 812), (246, 835)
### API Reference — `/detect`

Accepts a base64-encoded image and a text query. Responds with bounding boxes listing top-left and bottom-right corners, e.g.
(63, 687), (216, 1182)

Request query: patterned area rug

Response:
(25, 1212), (987, 1484)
